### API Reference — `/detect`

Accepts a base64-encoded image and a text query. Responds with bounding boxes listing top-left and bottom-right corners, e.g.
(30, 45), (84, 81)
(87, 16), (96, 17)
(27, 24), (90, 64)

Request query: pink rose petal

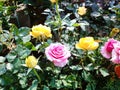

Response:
(45, 43), (71, 67)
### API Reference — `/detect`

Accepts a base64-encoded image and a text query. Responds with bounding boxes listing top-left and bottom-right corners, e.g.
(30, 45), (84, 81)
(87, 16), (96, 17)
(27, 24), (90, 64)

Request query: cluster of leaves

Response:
(0, 0), (120, 90)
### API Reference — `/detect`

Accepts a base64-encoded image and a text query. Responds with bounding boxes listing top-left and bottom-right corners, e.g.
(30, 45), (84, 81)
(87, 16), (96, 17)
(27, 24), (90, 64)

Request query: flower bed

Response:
(0, 0), (120, 90)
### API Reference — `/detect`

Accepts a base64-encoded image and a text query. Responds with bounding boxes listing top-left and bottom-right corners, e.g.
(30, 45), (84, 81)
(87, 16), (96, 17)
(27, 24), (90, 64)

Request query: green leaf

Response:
(86, 82), (96, 90)
(82, 70), (94, 82)
(55, 80), (62, 89)
(84, 63), (94, 71)
(13, 58), (21, 69)
(19, 27), (30, 37)
(63, 13), (71, 20)
(19, 77), (27, 88)
(70, 65), (82, 70)
(60, 75), (67, 79)
(0, 63), (6, 75)
(0, 33), (9, 42)
(27, 68), (32, 75)
(14, 27), (30, 43)
(73, 81), (78, 89)
(70, 19), (76, 26)
(38, 42), (49, 52)
(80, 21), (89, 31)
(24, 42), (36, 51)
(6, 45), (29, 63)
(15, 45), (31, 59)
(0, 43), (3, 52)
(28, 80), (38, 90)
(10, 24), (18, 36)
(22, 35), (31, 43)
(19, 48), (31, 59)
(0, 56), (5, 63)
(43, 85), (50, 90)
(0, 74), (15, 86)
(47, 39), (53, 44)
(6, 51), (17, 62)
(50, 77), (56, 88)
(66, 74), (76, 81)
(35, 44), (41, 50)
(62, 80), (72, 87)
(73, 23), (80, 27)
(99, 68), (109, 77)
(6, 63), (13, 70)
(0, 78), (4, 86)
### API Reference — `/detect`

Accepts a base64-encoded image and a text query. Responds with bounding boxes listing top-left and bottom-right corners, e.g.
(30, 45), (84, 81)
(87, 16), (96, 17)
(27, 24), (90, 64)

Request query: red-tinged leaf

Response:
(114, 65), (120, 78)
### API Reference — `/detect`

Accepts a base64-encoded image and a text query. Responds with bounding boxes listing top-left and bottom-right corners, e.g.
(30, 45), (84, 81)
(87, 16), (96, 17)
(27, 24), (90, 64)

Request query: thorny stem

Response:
(79, 51), (88, 70)
(33, 68), (41, 83)
(55, 1), (62, 40)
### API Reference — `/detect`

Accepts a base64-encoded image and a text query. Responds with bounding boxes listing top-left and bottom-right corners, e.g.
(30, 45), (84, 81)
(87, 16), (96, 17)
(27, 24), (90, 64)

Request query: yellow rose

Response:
(30, 24), (52, 40)
(75, 37), (99, 50)
(25, 56), (38, 68)
(50, 0), (57, 3)
(110, 28), (119, 37)
(78, 6), (87, 16)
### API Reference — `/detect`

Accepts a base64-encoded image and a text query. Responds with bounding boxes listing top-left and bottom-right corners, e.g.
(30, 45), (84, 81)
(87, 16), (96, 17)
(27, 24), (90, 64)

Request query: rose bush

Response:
(0, 0), (120, 90)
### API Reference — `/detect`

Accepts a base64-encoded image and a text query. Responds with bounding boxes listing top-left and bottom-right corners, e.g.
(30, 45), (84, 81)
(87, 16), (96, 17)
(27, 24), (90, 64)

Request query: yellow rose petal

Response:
(50, 0), (57, 3)
(89, 42), (99, 50)
(110, 28), (119, 37)
(75, 37), (99, 51)
(30, 24), (52, 40)
(76, 43), (82, 49)
(78, 6), (87, 16)
(25, 56), (38, 68)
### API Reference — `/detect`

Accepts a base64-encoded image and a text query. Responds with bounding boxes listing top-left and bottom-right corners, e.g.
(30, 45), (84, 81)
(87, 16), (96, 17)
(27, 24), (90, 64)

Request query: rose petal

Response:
(45, 43), (71, 67)
(111, 49), (120, 64)
(53, 59), (68, 67)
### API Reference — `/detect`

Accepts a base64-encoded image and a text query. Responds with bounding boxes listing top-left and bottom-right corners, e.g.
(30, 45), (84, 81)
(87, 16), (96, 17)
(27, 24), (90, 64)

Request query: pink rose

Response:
(101, 38), (118, 59)
(45, 43), (71, 67)
(111, 42), (120, 64)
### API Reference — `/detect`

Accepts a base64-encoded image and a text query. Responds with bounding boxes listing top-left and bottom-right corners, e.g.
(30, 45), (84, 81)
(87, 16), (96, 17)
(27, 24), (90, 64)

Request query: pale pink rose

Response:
(101, 39), (118, 59)
(45, 43), (71, 67)
(111, 42), (120, 64)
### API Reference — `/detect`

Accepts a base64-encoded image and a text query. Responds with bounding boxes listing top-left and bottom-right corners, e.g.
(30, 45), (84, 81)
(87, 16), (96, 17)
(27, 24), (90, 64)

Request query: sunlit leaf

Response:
(0, 63), (6, 75)
(43, 86), (50, 90)
(99, 68), (109, 77)
(0, 56), (5, 63)
(28, 80), (38, 90)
